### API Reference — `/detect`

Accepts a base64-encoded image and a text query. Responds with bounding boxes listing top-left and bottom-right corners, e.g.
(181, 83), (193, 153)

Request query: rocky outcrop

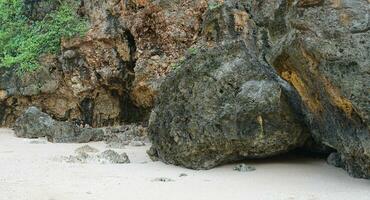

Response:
(0, 44), (146, 127)
(0, 0), (208, 127)
(244, 0), (370, 178)
(120, 0), (209, 108)
(13, 107), (104, 143)
(1, 0), (369, 178)
(148, 0), (370, 178)
(148, 1), (311, 169)
(1, 0), (140, 127)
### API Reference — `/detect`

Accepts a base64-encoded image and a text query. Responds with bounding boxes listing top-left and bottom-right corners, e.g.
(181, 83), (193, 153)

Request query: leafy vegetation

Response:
(0, 0), (88, 72)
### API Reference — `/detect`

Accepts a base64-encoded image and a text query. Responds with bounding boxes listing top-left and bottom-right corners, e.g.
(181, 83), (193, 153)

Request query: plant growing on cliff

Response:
(0, 0), (88, 72)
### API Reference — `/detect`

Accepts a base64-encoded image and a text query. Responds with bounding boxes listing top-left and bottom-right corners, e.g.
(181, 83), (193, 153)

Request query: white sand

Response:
(0, 128), (369, 200)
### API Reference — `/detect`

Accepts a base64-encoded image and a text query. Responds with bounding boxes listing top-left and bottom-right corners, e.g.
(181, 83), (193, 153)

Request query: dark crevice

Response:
(80, 98), (94, 126)
(124, 29), (137, 72)
(119, 92), (150, 125)
(117, 29), (149, 124)
(0, 102), (7, 124)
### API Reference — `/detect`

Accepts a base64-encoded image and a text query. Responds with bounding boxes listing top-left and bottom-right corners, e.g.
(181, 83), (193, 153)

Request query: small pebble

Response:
(234, 164), (256, 172)
(152, 177), (175, 182)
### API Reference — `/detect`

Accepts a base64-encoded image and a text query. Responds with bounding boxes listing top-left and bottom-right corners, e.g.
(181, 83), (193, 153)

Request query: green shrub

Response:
(0, 0), (88, 72)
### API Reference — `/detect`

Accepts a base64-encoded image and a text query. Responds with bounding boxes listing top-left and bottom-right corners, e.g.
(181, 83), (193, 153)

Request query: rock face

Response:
(148, 40), (309, 169)
(0, 0), (208, 127)
(1, 0), (369, 178)
(13, 107), (104, 143)
(148, 0), (370, 178)
(245, 0), (370, 178)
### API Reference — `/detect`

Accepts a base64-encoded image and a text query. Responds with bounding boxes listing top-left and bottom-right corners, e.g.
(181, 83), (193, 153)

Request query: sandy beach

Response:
(0, 128), (369, 200)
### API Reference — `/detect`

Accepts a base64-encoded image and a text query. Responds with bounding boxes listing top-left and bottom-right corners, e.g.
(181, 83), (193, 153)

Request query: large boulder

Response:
(13, 107), (104, 143)
(148, 41), (309, 169)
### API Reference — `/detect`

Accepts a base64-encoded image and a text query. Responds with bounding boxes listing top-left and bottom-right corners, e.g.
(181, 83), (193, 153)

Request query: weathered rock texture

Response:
(245, 0), (370, 178)
(1, 0), (369, 178)
(103, 124), (148, 148)
(148, 41), (309, 169)
(148, 1), (311, 169)
(148, 0), (370, 178)
(0, 0), (209, 127)
(14, 107), (104, 143)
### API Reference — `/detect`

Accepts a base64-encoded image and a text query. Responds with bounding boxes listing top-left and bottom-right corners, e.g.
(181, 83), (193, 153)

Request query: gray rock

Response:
(327, 152), (344, 168)
(146, 147), (159, 162)
(98, 150), (130, 164)
(13, 107), (54, 139)
(61, 149), (130, 165)
(13, 107), (104, 143)
(63, 50), (77, 59)
(234, 164), (256, 172)
(148, 41), (309, 169)
(179, 173), (188, 177)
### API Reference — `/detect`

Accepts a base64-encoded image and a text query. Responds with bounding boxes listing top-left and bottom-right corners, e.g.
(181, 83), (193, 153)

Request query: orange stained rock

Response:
(281, 70), (323, 114)
(339, 12), (351, 26)
(322, 76), (354, 117)
(300, 46), (318, 74)
(233, 10), (249, 32)
(134, 0), (149, 6)
(131, 82), (157, 108)
(277, 45), (355, 118)
(299, 45), (354, 117)
(0, 90), (7, 100)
